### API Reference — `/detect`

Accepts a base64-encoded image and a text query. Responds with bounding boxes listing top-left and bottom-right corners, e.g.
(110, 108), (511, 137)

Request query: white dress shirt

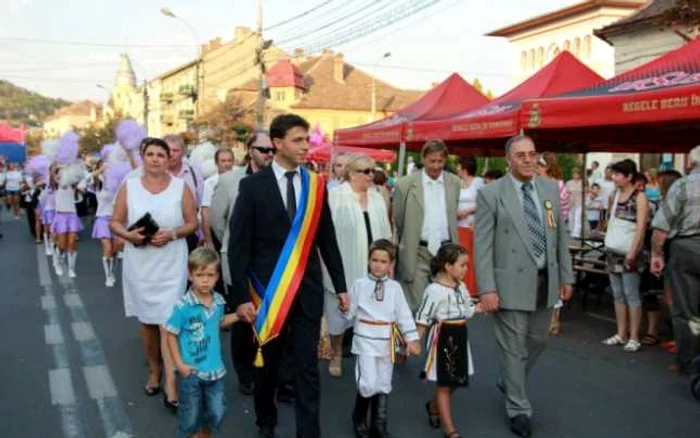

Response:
(201, 173), (220, 208)
(421, 170), (450, 255)
(272, 159), (301, 210)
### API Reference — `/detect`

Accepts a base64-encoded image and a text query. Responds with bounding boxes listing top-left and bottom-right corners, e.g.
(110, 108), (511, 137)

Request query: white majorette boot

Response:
(54, 250), (64, 276)
(103, 257), (114, 287)
(44, 234), (52, 256)
(67, 252), (77, 279)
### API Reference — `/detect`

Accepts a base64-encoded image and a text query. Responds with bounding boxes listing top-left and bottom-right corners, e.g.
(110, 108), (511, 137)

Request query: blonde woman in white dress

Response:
(323, 154), (392, 377)
(110, 138), (198, 409)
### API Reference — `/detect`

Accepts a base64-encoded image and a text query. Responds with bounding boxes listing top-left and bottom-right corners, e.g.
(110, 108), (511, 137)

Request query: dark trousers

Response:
(230, 320), (257, 385)
(668, 237), (700, 373)
(24, 206), (37, 238)
(255, 301), (321, 437)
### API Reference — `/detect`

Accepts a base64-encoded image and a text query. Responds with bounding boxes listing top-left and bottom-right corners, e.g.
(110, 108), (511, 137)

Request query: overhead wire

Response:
(264, 0), (336, 31)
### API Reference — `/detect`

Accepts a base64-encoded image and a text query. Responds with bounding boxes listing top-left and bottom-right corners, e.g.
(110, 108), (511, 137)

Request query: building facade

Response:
(43, 101), (103, 138)
(487, 0), (645, 85)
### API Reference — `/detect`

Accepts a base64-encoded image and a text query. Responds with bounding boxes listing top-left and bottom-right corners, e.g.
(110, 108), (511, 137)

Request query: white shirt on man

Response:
(201, 173), (220, 209)
(421, 170), (450, 255)
(272, 159), (301, 210)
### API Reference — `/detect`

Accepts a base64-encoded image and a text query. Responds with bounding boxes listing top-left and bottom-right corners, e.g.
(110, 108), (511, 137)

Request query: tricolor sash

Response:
(249, 167), (325, 367)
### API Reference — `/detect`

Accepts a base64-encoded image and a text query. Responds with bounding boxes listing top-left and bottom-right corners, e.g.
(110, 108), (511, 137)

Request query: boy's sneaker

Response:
(68, 269), (77, 279)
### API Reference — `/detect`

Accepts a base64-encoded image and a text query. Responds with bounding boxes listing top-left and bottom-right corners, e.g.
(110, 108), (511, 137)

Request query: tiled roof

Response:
(596, 0), (677, 37)
(232, 53), (424, 112)
(45, 101), (101, 121)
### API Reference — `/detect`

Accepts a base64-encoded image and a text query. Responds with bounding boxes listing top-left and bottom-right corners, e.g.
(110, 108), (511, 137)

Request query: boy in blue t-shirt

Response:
(165, 248), (239, 438)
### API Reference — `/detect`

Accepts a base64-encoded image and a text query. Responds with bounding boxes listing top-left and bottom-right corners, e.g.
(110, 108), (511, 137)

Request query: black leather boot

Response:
(369, 394), (390, 438)
(352, 392), (371, 438)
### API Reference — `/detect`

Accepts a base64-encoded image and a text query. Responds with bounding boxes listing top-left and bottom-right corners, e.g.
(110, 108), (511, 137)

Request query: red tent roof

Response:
(334, 73), (489, 147)
(408, 51), (603, 145)
(307, 144), (396, 163)
(0, 122), (25, 143)
(521, 38), (700, 152)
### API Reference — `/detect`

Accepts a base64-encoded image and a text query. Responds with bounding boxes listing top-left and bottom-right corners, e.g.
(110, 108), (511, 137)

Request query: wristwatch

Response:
(170, 230), (178, 241)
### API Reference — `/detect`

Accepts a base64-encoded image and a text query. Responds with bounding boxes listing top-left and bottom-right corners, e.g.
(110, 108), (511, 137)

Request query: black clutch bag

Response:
(127, 212), (160, 246)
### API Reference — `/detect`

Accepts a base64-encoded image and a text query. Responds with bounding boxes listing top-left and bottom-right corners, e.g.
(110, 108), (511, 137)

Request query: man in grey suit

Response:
(209, 132), (275, 395)
(393, 139), (461, 311)
(475, 135), (574, 437)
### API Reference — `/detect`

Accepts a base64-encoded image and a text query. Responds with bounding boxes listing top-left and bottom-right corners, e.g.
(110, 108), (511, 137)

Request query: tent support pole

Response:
(580, 152), (588, 248)
(398, 140), (407, 177)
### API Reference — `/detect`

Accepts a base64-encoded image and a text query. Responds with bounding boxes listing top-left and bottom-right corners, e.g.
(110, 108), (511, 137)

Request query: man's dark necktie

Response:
(522, 182), (546, 258)
(285, 170), (297, 222)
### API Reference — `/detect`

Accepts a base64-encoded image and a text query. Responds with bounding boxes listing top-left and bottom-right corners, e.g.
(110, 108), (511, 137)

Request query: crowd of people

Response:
(1, 114), (699, 438)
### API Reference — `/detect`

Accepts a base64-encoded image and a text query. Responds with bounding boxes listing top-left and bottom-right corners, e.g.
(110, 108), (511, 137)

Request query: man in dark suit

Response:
(229, 114), (348, 438)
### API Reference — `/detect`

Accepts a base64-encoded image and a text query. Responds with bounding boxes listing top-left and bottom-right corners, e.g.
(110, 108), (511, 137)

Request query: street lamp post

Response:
(371, 52), (391, 122)
(161, 7), (201, 120)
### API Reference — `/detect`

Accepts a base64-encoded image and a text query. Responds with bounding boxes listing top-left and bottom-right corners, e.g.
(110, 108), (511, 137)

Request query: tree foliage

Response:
(77, 115), (121, 156)
(472, 78), (495, 99)
(0, 80), (69, 127)
(189, 96), (254, 147)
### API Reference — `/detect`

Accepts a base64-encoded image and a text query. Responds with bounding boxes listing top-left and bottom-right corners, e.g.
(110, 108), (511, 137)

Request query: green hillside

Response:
(0, 80), (70, 127)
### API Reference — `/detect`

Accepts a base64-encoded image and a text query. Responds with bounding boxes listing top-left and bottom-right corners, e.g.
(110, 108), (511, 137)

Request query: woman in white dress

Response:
(323, 154), (392, 377)
(110, 137), (198, 408)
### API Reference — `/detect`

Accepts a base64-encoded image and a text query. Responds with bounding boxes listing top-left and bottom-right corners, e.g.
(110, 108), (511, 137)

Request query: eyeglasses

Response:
(355, 168), (375, 175)
(252, 146), (275, 155)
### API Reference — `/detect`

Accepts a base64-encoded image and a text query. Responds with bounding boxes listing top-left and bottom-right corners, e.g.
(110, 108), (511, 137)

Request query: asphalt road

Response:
(1, 213), (698, 438)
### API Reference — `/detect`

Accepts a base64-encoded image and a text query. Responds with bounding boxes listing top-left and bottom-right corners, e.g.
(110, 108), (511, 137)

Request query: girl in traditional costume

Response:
(416, 243), (481, 438)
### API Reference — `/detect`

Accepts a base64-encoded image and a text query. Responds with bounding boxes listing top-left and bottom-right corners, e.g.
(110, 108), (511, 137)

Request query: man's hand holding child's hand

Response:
(406, 341), (421, 356)
(177, 364), (197, 378)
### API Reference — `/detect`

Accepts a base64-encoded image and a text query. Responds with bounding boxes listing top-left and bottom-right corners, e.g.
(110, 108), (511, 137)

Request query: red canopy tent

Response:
(521, 38), (700, 152)
(407, 52), (603, 150)
(307, 144), (396, 163)
(334, 73), (489, 147)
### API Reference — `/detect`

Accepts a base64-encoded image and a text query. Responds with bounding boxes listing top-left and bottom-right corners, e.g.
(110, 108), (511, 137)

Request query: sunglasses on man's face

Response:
(355, 168), (375, 175)
(252, 146), (275, 155)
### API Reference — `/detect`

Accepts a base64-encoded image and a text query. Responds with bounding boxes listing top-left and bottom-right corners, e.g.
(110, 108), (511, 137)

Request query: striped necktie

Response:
(522, 182), (546, 258)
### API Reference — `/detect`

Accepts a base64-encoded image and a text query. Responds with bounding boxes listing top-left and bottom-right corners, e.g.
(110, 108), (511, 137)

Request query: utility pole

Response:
(255, 0), (266, 131)
(143, 79), (149, 133)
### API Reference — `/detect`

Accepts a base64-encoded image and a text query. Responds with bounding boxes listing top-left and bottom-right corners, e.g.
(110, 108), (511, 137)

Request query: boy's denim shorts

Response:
(178, 375), (226, 437)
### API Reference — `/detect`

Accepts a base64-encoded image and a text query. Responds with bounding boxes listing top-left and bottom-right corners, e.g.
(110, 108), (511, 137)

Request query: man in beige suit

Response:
(392, 140), (460, 311)
(476, 135), (574, 437)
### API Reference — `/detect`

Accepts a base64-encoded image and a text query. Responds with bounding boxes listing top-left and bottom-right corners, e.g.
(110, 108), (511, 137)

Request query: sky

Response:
(0, 0), (580, 102)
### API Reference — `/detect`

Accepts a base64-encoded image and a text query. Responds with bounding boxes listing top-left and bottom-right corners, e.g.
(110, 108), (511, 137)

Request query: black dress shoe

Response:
(276, 384), (295, 404)
(510, 415), (532, 437)
(258, 425), (275, 438)
(239, 382), (254, 396)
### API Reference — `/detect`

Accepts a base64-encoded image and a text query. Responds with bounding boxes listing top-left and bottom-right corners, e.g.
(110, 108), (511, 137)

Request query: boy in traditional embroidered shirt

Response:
(344, 239), (421, 438)
(165, 248), (239, 438)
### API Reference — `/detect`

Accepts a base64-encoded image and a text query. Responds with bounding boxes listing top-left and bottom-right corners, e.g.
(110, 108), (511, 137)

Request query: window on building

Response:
(573, 37), (581, 57)
(528, 49), (535, 69)
(548, 44), (560, 61)
(276, 91), (286, 101)
(537, 47), (545, 67)
(520, 51), (527, 70)
(563, 40), (571, 52)
(584, 35), (592, 58)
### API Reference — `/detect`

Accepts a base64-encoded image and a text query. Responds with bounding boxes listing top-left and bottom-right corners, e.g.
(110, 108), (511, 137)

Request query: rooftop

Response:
(45, 101), (102, 121)
(486, 0), (646, 37)
(595, 0), (678, 38)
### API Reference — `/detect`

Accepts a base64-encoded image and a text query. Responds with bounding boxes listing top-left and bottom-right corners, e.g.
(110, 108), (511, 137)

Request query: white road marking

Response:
(37, 246), (85, 438)
(49, 368), (76, 405)
(44, 324), (64, 345)
(83, 365), (118, 399)
(63, 294), (83, 308)
(41, 295), (56, 310)
(71, 322), (96, 342)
